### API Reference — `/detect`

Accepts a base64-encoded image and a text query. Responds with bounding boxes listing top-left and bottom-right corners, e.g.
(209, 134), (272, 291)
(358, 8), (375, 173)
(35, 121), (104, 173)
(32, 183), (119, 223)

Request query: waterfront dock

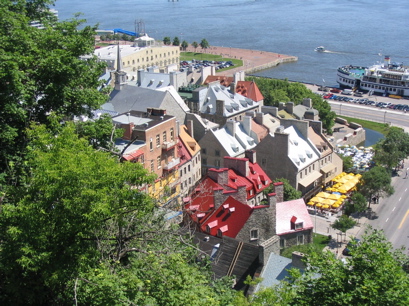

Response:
(183, 46), (298, 76)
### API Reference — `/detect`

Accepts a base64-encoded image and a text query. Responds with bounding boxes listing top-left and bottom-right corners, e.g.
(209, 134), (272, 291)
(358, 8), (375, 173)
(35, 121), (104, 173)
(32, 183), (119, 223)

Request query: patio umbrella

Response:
(315, 203), (323, 208)
(322, 204), (330, 209)
(332, 204), (340, 208)
(328, 193), (341, 200)
(310, 196), (324, 203)
(316, 192), (328, 198)
(307, 201), (315, 206)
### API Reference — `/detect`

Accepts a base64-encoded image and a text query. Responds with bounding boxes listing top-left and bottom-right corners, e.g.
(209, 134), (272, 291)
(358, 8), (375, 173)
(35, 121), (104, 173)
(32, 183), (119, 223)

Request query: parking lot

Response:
(179, 59), (235, 72)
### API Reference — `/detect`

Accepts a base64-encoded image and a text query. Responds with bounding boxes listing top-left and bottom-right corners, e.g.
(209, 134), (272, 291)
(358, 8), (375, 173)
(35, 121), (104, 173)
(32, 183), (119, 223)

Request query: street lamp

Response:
(384, 111), (387, 123)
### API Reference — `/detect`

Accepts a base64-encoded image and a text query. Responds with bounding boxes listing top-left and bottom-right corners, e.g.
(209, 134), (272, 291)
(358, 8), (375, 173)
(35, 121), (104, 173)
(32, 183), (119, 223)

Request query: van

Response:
(342, 89), (353, 95)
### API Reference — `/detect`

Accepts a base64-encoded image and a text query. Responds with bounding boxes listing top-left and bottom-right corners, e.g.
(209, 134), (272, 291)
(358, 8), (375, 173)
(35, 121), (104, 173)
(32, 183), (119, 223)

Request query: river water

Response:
(55, 0), (409, 87)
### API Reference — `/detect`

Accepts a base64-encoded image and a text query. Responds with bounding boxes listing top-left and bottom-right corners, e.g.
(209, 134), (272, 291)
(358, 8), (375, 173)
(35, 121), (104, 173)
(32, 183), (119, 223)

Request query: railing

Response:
(162, 140), (177, 151)
(164, 157), (180, 171)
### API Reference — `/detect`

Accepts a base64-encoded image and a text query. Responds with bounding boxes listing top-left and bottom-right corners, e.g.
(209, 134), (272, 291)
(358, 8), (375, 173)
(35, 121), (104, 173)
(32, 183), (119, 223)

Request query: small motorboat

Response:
(315, 46), (325, 52)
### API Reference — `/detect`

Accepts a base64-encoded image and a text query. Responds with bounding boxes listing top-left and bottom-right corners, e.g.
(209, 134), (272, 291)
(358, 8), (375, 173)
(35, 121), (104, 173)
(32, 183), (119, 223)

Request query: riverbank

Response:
(183, 45), (298, 76)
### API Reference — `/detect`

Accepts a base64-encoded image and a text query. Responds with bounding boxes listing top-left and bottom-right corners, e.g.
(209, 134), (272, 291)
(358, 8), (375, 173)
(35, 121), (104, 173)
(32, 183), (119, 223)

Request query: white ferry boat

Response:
(336, 56), (409, 97)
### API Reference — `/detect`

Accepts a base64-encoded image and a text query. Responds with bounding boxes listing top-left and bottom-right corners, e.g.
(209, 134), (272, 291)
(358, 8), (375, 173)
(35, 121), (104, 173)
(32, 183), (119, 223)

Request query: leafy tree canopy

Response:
(0, 0), (107, 175)
(163, 36), (171, 45)
(272, 178), (302, 201)
(192, 41), (198, 49)
(358, 166), (394, 204)
(373, 126), (409, 170)
(246, 77), (336, 133)
(252, 229), (409, 305)
(181, 40), (188, 51)
(200, 38), (209, 49)
(331, 214), (356, 233)
(172, 36), (180, 46)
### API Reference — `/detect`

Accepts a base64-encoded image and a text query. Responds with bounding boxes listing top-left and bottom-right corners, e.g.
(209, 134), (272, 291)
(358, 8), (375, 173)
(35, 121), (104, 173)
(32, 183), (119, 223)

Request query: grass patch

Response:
(337, 116), (390, 136)
(180, 52), (243, 70)
(280, 233), (331, 258)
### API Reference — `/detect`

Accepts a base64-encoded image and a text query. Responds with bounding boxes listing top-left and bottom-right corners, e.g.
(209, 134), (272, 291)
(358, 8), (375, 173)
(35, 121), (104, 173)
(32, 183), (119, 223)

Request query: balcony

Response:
(162, 140), (177, 151)
(163, 157), (180, 171)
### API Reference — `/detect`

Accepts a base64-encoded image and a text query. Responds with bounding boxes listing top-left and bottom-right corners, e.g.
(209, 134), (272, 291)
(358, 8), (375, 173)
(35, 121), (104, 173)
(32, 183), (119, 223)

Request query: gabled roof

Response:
(200, 196), (253, 238)
(179, 125), (200, 157)
(200, 83), (258, 116)
(247, 162), (272, 194)
(276, 198), (314, 235)
(156, 85), (190, 112)
(192, 231), (260, 290)
(236, 81), (264, 102)
(251, 118), (268, 142)
(104, 85), (168, 114)
(203, 75), (233, 87)
(308, 126), (332, 156)
(285, 125), (320, 169)
(177, 135), (191, 167)
(255, 253), (295, 291)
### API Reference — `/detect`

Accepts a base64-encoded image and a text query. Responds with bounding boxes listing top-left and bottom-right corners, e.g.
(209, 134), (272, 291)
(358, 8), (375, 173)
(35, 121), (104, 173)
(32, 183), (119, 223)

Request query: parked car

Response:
(330, 88), (342, 93)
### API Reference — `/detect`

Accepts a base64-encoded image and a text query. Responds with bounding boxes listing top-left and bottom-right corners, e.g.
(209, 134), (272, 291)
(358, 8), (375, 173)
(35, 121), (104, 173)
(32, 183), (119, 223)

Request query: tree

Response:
(181, 40), (188, 51)
(358, 166), (394, 207)
(0, 122), (237, 304)
(200, 38), (209, 51)
(373, 126), (409, 171)
(192, 41), (198, 52)
(246, 77), (336, 133)
(339, 154), (354, 172)
(331, 215), (356, 233)
(0, 1), (107, 176)
(163, 36), (171, 45)
(172, 36), (180, 46)
(344, 192), (367, 216)
(252, 229), (409, 305)
(268, 178), (302, 201)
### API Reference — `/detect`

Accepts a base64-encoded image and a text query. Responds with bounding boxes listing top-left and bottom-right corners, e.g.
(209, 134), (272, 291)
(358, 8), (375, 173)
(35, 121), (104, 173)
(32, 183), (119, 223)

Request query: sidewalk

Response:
(313, 199), (381, 259)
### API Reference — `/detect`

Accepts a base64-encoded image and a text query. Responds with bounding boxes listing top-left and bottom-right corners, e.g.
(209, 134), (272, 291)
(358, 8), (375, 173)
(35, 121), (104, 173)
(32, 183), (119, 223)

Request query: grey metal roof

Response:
(104, 85), (168, 114)
(255, 253), (294, 291)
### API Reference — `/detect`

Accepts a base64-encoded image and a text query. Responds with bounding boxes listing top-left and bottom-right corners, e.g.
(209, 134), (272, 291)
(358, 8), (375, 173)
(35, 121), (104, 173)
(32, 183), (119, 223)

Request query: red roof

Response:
(201, 196), (253, 238)
(276, 199), (314, 235)
(122, 149), (144, 161)
(236, 81), (264, 102)
(177, 135), (192, 166)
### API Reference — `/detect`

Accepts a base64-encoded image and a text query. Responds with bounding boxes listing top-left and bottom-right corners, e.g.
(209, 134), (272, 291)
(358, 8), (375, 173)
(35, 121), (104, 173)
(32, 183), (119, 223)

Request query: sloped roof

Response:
(255, 253), (294, 291)
(192, 231), (260, 290)
(179, 125), (200, 157)
(105, 85), (168, 113)
(203, 75), (233, 87)
(251, 119), (268, 142)
(308, 126), (332, 156)
(285, 125), (320, 169)
(156, 85), (190, 112)
(276, 198), (314, 235)
(236, 81), (264, 102)
(200, 196), (253, 238)
(177, 135), (191, 167)
(200, 83), (258, 116)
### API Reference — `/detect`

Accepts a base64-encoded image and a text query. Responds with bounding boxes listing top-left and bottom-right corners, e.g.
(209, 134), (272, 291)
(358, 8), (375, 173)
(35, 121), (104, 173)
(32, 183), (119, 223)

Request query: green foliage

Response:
(75, 113), (123, 151)
(344, 192), (367, 216)
(181, 40), (188, 51)
(254, 229), (409, 305)
(192, 41), (198, 49)
(373, 126), (409, 170)
(281, 234), (330, 258)
(200, 38), (210, 50)
(339, 154), (354, 172)
(246, 77), (336, 133)
(163, 36), (171, 45)
(172, 36), (180, 46)
(358, 166), (394, 204)
(0, 2), (107, 175)
(331, 215), (357, 233)
(270, 178), (302, 201)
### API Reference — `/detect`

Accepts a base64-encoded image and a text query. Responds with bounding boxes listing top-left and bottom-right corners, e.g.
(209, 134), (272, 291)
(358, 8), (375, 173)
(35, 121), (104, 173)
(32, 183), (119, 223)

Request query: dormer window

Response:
(295, 222), (303, 229)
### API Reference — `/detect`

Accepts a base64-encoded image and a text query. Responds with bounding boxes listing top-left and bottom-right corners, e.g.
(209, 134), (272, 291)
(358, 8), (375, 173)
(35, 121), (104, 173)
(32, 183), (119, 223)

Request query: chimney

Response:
(230, 81), (236, 94)
(286, 102), (294, 114)
(208, 168), (229, 186)
(245, 150), (256, 164)
(273, 182), (284, 203)
(242, 115), (252, 135)
(302, 98), (312, 108)
(255, 112), (264, 125)
(187, 120), (194, 138)
(122, 122), (134, 140)
(226, 119), (236, 137)
(291, 251), (306, 269)
(278, 102), (285, 110)
(137, 69), (144, 86)
(216, 99), (225, 115)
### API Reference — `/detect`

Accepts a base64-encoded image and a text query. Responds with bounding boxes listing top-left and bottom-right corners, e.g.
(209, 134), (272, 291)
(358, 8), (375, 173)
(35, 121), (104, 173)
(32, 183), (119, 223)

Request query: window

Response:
(150, 160), (154, 172)
(156, 134), (160, 147)
(188, 165), (190, 172)
(202, 148), (207, 154)
(280, 238), (285, 249)
(150, 138), (153, 151)
(163, 131), (167, 142)
(215, 160), (220, 167)
(188, 177), (191, 185)
(203, 158), (207, 165)
(262, 158), (267, 166)
(250, 229), (259, 241)
(170, 128), (174, 140)
(157, 156), (161, 169)
(215, 150), (220, 157)
(297, 235), (304, 245)
(295, 222), (303, 230)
